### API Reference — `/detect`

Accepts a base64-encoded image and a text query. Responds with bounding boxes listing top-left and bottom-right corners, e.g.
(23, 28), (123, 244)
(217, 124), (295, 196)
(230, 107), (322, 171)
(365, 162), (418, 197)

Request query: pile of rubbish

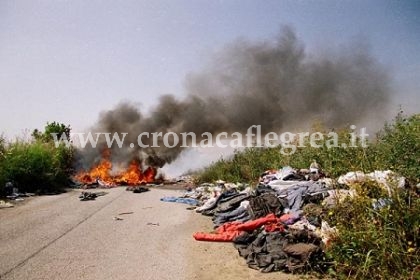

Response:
(3, 182), (35, 201)
(79, 191), (108, 201)
(78, 187), (149, 201)
(126, 186), (150, 193)
(166, 175), (195, 184)
(71, 177), (162, 190)
(161, 165), (406, 274)
(0, 200), (14, 209)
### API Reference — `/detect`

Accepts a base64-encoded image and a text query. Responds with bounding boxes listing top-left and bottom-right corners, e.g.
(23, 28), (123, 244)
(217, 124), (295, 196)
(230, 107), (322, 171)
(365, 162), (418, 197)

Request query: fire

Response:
(75, 150), (157, 186)
(115, 160), (156, 185)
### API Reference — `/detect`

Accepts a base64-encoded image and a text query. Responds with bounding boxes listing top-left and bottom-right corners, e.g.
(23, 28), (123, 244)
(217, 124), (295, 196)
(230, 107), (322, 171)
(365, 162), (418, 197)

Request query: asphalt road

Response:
(0, 188), (195, 280)
(0, 187), (297, 280)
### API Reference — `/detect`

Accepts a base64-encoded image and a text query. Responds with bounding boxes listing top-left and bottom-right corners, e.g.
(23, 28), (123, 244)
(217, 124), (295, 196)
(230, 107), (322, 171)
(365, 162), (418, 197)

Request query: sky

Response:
(0, 0), (419, 140)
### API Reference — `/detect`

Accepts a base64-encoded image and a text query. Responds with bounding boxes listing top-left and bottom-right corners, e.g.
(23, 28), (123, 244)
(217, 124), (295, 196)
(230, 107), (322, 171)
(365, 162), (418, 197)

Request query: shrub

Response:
(325, 183), (419, 279)
(196, 112), (420, 279)
(0, 135), (6, 194)
(197, 112), (419, 185)
(372, 112), (420, 184)
(0, 122), (74, 194)
(0, 141), (73, 193)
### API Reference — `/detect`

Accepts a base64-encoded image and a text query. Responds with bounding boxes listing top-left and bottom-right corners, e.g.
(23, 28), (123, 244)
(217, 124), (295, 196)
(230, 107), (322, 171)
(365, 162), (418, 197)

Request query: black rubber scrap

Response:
(79, 191), (108, 201)
(126, 186), (150, 193)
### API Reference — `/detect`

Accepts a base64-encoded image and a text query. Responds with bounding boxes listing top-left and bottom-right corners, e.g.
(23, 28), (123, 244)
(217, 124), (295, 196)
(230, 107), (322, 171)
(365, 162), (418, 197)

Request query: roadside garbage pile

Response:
(126, 186), (150, 193)
(3, 182), (35, 201)
(0, 183), (35, 208)
(161, 166), (407, 274)
(79, 191), (108, 201)
(0, 200), (14, 209)
(192, 168), (334, 273)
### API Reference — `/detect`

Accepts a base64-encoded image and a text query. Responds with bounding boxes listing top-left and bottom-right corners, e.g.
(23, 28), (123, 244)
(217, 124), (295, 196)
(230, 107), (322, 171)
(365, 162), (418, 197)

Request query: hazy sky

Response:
(1, 0), (419, 139)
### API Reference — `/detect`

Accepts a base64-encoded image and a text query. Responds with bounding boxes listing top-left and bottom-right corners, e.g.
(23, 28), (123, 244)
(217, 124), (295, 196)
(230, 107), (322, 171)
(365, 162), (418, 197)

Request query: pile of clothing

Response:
(79, 191), (108, 201)
(190, 169), (333, 273)
(126, 186), (150, 193)
(169, 167), (405, 274)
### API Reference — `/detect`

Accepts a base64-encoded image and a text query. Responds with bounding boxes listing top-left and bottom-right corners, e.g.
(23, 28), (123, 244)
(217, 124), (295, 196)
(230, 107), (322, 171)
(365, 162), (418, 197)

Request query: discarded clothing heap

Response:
(79, 192), (98, 201)
(261, 166), (307, 185)
(186, 167), (407, 274)
(191, 184), (331, 273)
(248, 192), (285, 218)
(160, 196), (199, 206)
(193, 179), (329, 228)
(337, 170), (406, 196)
(273, 181), (329, 212)
(194, 213), (282, 242)
(188, 167), (337, 273)
(79, 191), (107, 201)
(126, 186), (150, 193)
(212, 200), (250, 227)
(4, 185), (35, 201)
(234, 229), (326, 273)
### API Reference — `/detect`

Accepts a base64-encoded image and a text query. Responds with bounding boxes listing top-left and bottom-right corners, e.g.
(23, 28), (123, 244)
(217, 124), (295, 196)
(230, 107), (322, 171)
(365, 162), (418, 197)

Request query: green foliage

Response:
(373, 112), (420, 184)
(197, 112), (419, 184)
(0, 135), (6, 193)
(0, 122), (74, 194)
(32, 121), (71, 143)
(282, 127), (371, 178)
(324, 183), (420, 279)
(197, 112), (420, 279)
(198, 147), (285, 184)
(0, 141), (73, 193)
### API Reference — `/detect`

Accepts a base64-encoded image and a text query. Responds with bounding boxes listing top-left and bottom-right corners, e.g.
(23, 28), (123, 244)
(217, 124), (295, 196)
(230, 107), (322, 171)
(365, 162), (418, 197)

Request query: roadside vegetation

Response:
(197, 112), (420, 279)
(0, 113), (418, 278)
(0, 122), (74, 195)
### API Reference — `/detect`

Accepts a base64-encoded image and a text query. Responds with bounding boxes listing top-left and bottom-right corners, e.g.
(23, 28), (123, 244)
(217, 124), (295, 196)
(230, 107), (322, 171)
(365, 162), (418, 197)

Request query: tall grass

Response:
(197, 112), (420, 279)
(323, 181), (420, 279)
(0, 140), (74, 194)
(198, 112), (419, 185)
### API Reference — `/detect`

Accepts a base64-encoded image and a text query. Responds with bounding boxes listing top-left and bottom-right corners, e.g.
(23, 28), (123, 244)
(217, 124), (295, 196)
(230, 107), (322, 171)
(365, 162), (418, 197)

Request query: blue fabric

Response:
(160, 196), (199, 206)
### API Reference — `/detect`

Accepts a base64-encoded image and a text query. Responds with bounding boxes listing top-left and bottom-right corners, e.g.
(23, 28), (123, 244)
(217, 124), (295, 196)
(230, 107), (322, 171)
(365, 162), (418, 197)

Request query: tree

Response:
(32, 122), (71, 143)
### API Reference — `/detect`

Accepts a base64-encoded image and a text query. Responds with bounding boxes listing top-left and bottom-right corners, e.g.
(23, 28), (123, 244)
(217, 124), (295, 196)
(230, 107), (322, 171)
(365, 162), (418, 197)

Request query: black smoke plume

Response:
(78, 27), (390, 168)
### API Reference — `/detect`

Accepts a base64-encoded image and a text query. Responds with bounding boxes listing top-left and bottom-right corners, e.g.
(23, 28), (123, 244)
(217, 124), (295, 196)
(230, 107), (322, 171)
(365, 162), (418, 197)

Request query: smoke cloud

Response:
(78, 27), (391, 168)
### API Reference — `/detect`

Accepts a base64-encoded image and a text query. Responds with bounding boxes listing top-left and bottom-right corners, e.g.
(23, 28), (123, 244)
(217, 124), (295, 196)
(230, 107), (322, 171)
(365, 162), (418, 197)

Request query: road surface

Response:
(0, 188), (296, 280)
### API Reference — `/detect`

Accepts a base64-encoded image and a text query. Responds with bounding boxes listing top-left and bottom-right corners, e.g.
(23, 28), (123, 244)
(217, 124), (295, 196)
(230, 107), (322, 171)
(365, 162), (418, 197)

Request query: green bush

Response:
(197, 112), (420, 279)
(198, 147), (285, 183)
(325, 183), (419, 279)
(0, 122), (74, 194)
(197, 112), (419, 185)
(372, 113), (420, 184)
(0, 140), (73, 193)
(0, 135), (6, 194)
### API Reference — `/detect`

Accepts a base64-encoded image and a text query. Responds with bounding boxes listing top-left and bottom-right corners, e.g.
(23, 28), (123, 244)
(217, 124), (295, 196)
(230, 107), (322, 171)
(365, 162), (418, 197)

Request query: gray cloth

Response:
(274, 181), (328, 212)
(201, 191), (244, 216)
(214, 193), (250, 214)
(234, 230), (324, 273)
(213, 205), (249, 227)
(248, 193), (285, 219)
(196, 197), (218, 213)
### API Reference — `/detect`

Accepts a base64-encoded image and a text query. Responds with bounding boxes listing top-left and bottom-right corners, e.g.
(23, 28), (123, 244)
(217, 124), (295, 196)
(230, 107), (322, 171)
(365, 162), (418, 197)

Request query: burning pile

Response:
(75, 150), (158, 187)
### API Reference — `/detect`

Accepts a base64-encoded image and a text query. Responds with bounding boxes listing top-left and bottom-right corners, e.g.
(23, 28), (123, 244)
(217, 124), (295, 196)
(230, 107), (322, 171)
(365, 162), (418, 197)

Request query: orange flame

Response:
(75, 150), (157, 186)
(115, 160), (156, 185)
